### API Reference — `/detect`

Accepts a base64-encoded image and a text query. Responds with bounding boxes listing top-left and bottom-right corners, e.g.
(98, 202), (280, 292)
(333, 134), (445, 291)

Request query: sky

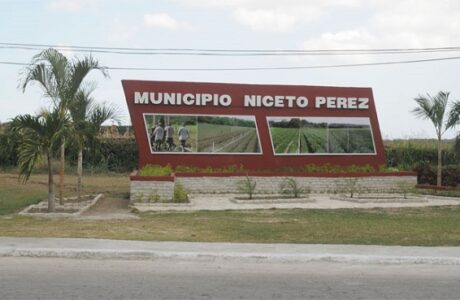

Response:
(1, 0), (460, 139)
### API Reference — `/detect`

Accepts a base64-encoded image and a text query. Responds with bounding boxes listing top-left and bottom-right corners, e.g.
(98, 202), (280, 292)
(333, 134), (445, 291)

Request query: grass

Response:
(1, 172), (460, 246)
(0, 171), (130, 216)
(1, 207), (460, 245)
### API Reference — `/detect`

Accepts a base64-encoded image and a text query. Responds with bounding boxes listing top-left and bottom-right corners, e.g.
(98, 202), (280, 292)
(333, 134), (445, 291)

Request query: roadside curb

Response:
(1, 248), (460, 265)
(1, 238), (460, 265)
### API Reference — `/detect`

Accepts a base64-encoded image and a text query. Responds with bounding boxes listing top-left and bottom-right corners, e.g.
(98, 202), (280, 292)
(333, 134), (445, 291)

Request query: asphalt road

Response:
(1, 257), (460, 300)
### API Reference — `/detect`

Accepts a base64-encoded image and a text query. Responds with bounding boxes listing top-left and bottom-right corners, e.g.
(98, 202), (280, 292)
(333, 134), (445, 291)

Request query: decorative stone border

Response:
(231, 198), (314, 204)
(19, 194), (104, 217)
(330, 194), (428, 203)
(132, 200), (194, 209)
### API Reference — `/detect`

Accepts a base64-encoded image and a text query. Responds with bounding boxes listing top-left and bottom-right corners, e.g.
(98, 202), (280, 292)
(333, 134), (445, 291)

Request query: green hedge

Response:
(66, 138), (138, 172)
(385, 145), (458, 170)
(2, 126), (460, 178)
(414, 162), (460, 186)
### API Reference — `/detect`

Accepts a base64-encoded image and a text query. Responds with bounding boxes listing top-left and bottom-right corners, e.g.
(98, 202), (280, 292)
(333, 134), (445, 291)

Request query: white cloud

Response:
(234, 8), (297, 32)
(144, 13), (195, 31)
(299, 0), (460, 65)
(176, 0), (363, 32)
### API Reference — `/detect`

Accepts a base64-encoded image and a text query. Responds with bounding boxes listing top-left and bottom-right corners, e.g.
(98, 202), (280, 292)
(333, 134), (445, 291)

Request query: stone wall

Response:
(176, 175), (417, 194)
(130, 173), (417, 202)
(130, 180), (174, 202)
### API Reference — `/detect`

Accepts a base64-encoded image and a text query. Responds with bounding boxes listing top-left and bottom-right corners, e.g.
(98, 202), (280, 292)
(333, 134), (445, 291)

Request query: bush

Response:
(237, 176), (257, 199)
(414, 162), (460, 187)
(173, 183), (188, 203)
(303, 163), (375, 173)
(279, 178), (308, 198)
(139, 164), (173, 176)
(335, 178), (361, 198)
(385, 142), (457, 171)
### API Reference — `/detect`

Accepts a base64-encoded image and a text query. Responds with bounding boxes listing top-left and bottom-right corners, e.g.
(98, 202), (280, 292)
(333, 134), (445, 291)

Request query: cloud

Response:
(234, 8), (297, 32)
(298, 0), (460, 65)
(143, 13), (195, 30)
(176, 0), (363, 32)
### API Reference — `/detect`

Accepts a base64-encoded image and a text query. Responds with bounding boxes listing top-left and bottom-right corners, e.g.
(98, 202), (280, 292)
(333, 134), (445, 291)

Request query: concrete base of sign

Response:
(129, 172), (417, 204)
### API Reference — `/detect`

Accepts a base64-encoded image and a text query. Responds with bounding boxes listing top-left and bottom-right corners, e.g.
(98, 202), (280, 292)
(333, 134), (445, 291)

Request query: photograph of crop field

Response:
(268, 117), (375, 154)
(196, 116), (261, 153)
(144, 114), (197, 152)
(268, 118), (301, 154)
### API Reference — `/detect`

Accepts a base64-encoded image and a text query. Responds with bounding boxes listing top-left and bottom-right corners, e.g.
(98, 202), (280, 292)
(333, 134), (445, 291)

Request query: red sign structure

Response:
(123, 80), (385, 170)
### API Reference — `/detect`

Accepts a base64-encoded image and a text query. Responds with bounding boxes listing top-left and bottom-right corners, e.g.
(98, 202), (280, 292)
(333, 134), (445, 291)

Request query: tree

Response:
(20, 48), (108, 203)
(11, 110), (69, 212)
(69, 88), (119, 199)
(412, 91), (458, 187)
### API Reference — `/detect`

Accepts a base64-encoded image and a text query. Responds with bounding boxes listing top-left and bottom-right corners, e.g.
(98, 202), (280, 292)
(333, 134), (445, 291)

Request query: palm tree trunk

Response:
(47, 152), (55, 213)
(59, 137), (65, 205)
(437, 137), (442, 187)
(77, 146), (83, 200)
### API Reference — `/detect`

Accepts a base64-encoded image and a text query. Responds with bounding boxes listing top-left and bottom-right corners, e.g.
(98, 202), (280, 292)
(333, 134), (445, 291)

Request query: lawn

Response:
(1, 172), (460, 246)
(0, 171), (130, 216)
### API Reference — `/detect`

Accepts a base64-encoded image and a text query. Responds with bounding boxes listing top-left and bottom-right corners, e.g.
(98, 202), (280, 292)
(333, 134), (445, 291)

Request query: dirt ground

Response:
(80, 196), (138, 220)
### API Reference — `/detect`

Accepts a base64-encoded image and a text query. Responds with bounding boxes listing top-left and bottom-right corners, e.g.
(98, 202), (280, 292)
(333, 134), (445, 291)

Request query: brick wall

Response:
(176, 176), (417, 194)
(130, 174), (417, 202)
(130, 180), (174, 202)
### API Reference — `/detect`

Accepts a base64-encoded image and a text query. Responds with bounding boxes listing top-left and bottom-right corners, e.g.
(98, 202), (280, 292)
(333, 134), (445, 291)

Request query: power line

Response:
(2, 42), (460, 56)
(1, 55), (460, 71)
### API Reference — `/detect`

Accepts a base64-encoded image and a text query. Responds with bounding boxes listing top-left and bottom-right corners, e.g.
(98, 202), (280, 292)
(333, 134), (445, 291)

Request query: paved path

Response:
(1, 237), (459, 265)
(134, 193), (460, 211)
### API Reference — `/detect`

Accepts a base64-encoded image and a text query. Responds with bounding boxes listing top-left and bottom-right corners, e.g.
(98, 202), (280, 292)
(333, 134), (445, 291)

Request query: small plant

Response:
(397, 180), (414, 199)
(135, 192), (145, 202)
(173, 183), (189, 203)
(148, 191), (161, 203)
(336, 178), (361, 198)
(237, 176), (257, 199)
(279, 178), (308, 198)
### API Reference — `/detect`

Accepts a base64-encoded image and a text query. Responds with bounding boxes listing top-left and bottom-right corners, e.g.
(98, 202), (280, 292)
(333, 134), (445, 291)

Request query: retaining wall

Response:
(130, 172), (417, 203)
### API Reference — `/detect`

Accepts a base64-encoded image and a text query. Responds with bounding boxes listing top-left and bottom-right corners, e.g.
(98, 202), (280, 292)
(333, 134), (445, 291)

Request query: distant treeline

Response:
(2, 122), (460, 184)
(197, 116), (256, 128)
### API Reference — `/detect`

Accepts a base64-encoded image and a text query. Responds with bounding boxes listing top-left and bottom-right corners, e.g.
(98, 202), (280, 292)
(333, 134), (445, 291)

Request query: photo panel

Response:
(144, 114), (261, 154)
(268, 117), (375, 155)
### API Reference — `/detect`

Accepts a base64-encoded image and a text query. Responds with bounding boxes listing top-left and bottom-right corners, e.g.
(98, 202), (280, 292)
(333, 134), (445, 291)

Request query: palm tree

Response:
(20, 48), (108, 203)
(412, 91), (458, 187)
(450, 101), (460, 156)
(11, 110), (69, 212)
(69, 88), (119, 199)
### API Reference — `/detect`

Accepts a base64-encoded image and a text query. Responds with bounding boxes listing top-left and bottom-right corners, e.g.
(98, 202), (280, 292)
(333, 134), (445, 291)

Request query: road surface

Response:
(1, 257), (460, 299)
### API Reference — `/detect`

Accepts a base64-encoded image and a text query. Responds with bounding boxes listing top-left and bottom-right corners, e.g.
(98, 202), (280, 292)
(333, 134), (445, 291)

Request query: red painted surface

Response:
(173, 172), (415, 178)
(123, 80), (386, 170)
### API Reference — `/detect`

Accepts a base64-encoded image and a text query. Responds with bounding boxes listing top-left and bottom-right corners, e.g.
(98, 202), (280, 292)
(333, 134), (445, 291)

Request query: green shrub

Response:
(396, 180), (415, 199)
(303, 163), (375, 173)
(148, 192), (161, 203)
(139, 164), (173, 176)
(279, 178), (308, 198)
(173, 183), (188, 203)
(237, 176), (257, 199)
(174, 164), (246, 174)
(414, 162), (460, 186)
(336, 178), (361, 198)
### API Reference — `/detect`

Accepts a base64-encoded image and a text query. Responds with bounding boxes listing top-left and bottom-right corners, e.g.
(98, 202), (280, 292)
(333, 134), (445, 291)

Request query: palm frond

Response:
(412, 91), (451, 136)
(447, 100), (460, 129)
(31, 48), (69, 95)
(17, 130), (42, 183)
(67, 55), (108, 99)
